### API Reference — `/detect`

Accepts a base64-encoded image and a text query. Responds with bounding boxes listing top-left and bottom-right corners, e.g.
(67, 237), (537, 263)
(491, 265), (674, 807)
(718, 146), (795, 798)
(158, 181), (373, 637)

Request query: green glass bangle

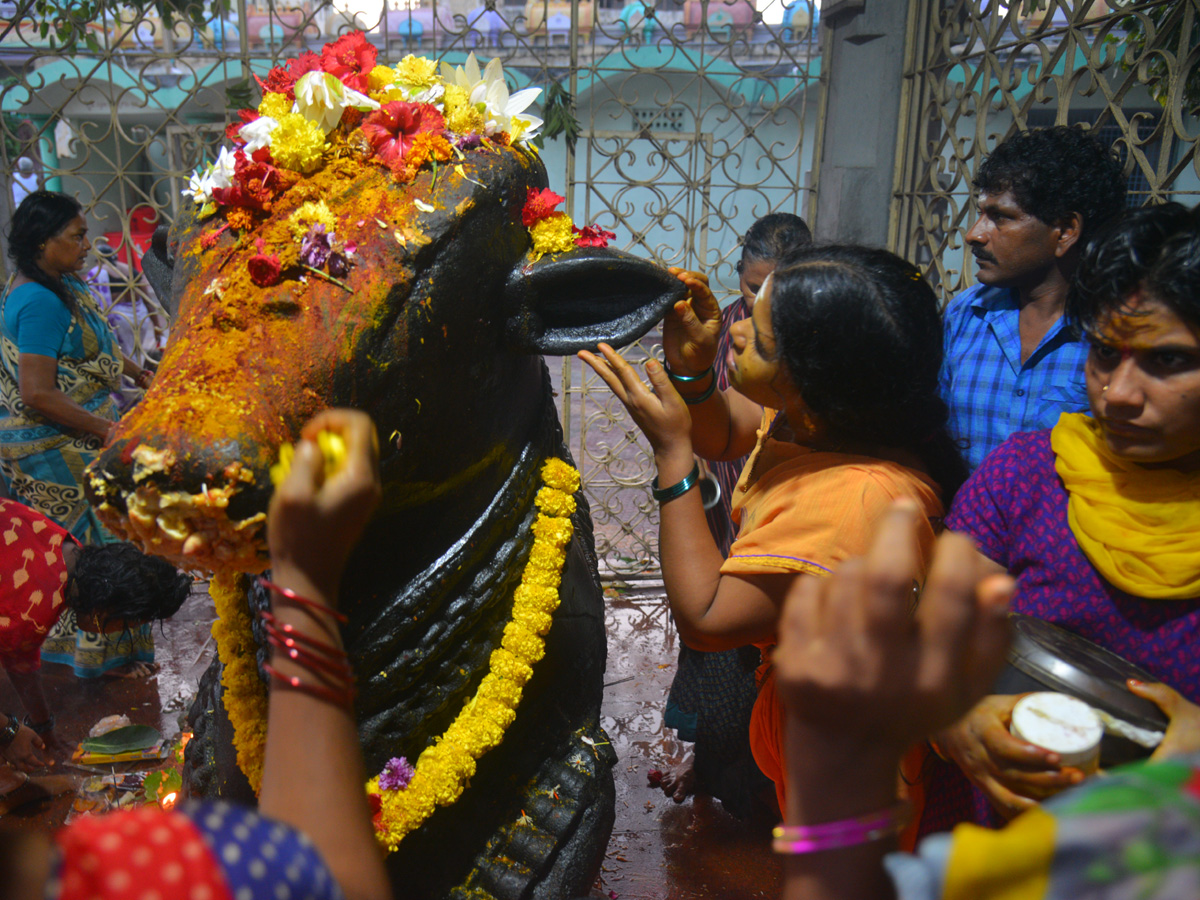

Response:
(681, 376), (717, 405)
(664, 364), (713, 383)
(651, 461), (701, 503)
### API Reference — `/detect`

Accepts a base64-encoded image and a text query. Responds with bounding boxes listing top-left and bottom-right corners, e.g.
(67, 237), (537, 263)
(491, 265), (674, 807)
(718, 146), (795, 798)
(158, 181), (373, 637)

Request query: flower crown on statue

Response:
(184, 32), (612, 280)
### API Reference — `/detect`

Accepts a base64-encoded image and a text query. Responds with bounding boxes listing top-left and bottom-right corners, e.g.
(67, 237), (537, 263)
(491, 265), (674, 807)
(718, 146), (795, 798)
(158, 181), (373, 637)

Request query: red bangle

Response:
(258, 577), (348, 623)
(260, 610), (344, 654)
(263, 662), (356, 709)
(266, 632), (354, 681)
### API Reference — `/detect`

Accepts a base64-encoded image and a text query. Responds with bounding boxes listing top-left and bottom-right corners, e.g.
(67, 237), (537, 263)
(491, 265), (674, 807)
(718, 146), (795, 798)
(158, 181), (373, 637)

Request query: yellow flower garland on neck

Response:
(368, 457), (580, 851)
(209, 568), (268, 794)
(206, 456), (581, 843)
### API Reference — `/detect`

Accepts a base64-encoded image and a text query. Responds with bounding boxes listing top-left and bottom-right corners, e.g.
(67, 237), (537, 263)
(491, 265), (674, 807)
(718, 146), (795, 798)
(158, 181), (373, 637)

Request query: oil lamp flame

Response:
(161, 791), (179, 809)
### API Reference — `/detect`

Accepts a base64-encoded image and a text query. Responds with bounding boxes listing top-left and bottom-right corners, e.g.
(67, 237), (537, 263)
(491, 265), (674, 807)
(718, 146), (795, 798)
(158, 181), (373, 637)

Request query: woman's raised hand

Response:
(663, 268), (723, 377)
(578, 343), (692, 460)
(267, 409), (382, 601)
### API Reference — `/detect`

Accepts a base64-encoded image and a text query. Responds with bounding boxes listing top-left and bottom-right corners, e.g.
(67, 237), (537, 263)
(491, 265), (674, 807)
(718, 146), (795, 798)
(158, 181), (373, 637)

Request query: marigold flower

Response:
(502, 622), (545, 663)
(288, 200), (337, 239)
(270, 113), (326, 173)
(535, 486), (576, 517)
(368, 64), (396, 93)
(394, 54), (438, 89)
(361, 101), (446, 171)
(511, 604), (553, 636)
(529, 214), (577, 262)
(442, 83), (485, 136)
(541, 458), (582, 493)
(321, 30), (377, 93)
(258, 91), (293, 120)
(512, 583), (559, 613)
(532, 513), (573, 546)
(477, 673), (523, 709)
(489, 648), (533, 685)
(226, 207), (255, 232)
(406, 132), (453, 170)
(522, 187), (566, 227)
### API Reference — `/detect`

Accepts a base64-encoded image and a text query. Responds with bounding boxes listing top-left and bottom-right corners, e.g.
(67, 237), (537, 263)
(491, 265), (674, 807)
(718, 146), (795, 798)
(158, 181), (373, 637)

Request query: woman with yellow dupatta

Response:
(919, 202), (1200, 837)
(0, 191), (157, 678)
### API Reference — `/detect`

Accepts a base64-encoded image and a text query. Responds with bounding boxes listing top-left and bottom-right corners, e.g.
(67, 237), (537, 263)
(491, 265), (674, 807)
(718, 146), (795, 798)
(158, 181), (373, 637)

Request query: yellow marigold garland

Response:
(209, 569), (268, 794)
(258, 91), (293, 120)
(270, 113), (326, 174)
(367, 457), (580, 852)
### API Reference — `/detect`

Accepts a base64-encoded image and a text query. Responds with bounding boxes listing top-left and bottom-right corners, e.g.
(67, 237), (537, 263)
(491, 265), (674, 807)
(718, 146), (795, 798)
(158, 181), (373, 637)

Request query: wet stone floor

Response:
(1, 579), (781, 900)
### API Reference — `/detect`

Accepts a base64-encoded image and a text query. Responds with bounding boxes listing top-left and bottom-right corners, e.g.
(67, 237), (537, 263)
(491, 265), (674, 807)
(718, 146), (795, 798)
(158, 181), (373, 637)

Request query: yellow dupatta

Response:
(1051, 412), (1200, 599)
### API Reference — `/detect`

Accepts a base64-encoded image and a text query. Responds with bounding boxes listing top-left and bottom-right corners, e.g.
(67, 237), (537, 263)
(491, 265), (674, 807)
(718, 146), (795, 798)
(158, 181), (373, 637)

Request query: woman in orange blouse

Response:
(580, 245), (967, 814)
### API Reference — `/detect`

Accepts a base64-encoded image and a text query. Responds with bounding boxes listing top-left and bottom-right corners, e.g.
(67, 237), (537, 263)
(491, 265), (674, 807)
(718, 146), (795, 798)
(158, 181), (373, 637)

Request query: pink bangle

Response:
(772, 801), (910, 855)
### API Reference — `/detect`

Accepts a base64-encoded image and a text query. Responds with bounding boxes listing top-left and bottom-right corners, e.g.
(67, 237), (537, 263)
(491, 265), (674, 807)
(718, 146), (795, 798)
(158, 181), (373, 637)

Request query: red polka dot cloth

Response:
(0, 497), (78, 673)
(50, 801), (344, 900)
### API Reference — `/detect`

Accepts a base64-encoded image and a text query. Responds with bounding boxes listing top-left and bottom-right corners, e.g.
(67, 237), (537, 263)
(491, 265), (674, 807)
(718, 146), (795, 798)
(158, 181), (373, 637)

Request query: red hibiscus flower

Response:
(522, 188), (565, 227)
(259, 51), (322, 100)
(573, 224), (616, 248)
(361, 102), (446, 171)
(321, 31), (377, 93)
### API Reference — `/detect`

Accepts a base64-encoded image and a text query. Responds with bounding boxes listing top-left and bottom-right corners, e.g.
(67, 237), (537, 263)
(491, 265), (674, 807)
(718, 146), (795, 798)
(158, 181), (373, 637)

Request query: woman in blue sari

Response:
(0, 191), (157, 677)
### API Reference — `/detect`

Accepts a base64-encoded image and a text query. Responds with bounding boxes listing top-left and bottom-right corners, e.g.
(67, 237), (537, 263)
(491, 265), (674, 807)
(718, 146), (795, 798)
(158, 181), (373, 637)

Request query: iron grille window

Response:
(631, 107), (685, 133)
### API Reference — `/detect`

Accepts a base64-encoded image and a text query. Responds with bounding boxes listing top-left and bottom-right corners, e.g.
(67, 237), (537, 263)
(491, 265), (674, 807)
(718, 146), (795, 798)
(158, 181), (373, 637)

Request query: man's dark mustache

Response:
(972, 250), (997, 263)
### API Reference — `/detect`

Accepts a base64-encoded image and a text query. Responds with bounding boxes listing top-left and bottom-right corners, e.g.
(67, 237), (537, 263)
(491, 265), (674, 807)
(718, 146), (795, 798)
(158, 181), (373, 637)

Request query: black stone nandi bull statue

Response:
(83, 134), (682, 896)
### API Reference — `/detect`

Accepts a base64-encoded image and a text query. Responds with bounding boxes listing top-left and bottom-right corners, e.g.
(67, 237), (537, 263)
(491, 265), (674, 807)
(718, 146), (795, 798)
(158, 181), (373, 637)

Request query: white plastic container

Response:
(1010, 692), (1103, 773)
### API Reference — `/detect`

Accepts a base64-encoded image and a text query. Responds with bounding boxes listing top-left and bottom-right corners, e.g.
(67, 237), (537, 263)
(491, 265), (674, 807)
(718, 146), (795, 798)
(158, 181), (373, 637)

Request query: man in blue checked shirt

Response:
(940, 126), (1126, 471)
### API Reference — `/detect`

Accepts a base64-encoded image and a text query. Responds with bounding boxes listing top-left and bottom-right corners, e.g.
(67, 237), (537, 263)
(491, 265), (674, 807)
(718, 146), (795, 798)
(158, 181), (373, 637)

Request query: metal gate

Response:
(891, 0), (1200, 298)
(0, 0), (823, 578)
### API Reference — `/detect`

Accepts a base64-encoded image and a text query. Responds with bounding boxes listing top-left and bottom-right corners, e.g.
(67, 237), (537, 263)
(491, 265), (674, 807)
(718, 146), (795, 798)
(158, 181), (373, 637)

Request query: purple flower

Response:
(328, 251), (350, 279)
(454, 133), (482, 151)
(299, 224), (332, 269)
(378, 756), (415, 791)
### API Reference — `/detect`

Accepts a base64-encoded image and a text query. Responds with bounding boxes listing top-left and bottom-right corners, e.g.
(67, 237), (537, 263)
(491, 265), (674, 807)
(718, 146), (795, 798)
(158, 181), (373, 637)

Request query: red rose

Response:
(361, 102), (446, 171)
(521, 188), (565, 227)
(573, 224), (616, 248)
(247, 252), (282, 287)
(321, 31), (377, 93)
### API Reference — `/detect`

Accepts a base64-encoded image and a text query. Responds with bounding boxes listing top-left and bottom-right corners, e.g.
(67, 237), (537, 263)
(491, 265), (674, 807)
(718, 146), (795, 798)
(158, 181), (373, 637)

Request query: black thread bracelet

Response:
(651, 461), (701, 503)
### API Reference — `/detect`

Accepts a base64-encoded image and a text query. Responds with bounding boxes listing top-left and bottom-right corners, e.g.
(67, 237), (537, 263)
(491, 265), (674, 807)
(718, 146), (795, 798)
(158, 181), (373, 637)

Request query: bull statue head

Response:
(85, 57), (679, 573)
(83, 42), (683, 900)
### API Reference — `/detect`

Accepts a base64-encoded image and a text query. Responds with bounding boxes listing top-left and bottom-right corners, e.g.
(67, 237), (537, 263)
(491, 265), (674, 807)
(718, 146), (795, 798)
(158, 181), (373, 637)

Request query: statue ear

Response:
(503, 248), (686, 355)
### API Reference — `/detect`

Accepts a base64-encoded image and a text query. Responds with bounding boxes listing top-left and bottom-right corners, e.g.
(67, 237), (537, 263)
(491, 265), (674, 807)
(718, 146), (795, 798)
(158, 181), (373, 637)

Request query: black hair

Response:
(1067, 201), (1200, 337)
(976, 125), (1126, 246)
(69, 542), (191, 630)
(739, 213), (813, 270)
(769, 245), (968, 504)
(5, 190), (85, 314)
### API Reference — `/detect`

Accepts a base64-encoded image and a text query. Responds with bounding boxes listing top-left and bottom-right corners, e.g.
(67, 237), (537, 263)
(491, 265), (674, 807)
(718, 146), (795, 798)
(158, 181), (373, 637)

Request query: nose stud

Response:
(1102, 385), (1109, 393)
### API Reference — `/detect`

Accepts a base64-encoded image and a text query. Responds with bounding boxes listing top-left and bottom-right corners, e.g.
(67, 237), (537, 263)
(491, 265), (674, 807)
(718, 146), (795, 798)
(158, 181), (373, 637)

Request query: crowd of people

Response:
(2, 121), (1200, 899)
